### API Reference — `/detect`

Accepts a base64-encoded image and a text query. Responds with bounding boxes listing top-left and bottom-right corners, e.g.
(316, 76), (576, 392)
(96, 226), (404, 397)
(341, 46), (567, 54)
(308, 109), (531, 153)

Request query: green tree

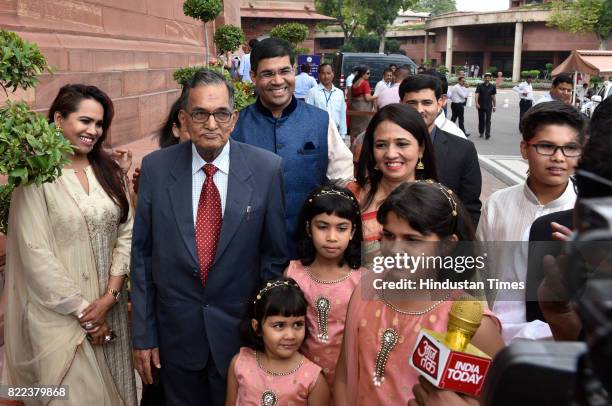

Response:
(183, 0), (223, 66)
(269, 22), (309, 49)
(413, 0), (456, 16)
(0, 30), (73, 233)
(213, 25), (245, 72)
(548, 0), (612, 50)
(357, 0), (417, 53)
(314, 0), (369, 45)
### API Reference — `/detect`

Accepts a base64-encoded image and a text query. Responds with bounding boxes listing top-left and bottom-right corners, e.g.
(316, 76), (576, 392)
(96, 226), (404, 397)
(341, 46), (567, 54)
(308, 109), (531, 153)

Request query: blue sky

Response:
(456, 0), (509, 11)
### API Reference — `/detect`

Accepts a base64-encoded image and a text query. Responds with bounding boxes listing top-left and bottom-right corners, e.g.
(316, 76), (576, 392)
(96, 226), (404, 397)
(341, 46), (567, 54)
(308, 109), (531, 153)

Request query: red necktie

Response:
(195, 163), (222, 286)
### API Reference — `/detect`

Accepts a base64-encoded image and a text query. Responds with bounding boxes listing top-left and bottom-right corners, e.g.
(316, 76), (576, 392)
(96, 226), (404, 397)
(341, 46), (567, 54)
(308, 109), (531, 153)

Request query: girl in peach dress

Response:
(225, 277), (330, 405)
(334, 182), (505, 405)
(285, 186), (365, 396)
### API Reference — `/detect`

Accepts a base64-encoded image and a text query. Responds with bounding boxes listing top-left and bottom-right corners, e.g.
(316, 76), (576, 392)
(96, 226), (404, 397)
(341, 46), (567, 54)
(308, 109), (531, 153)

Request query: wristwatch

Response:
(107, 288), (120, 303)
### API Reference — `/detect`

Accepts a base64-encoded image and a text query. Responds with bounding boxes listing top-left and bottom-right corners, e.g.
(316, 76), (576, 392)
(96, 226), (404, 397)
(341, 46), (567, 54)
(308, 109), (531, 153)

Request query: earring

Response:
(416, 157), (425, 171)
(374, 163), (380, 171)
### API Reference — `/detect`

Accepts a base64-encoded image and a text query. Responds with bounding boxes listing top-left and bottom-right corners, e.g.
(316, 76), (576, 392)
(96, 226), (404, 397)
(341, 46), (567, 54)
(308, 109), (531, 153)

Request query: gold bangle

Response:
(107, 288), (120, 302)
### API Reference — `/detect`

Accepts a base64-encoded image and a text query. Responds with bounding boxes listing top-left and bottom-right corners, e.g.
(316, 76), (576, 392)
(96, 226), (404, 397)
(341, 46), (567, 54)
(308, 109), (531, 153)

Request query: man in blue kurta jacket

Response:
(232, 38), (353, 254)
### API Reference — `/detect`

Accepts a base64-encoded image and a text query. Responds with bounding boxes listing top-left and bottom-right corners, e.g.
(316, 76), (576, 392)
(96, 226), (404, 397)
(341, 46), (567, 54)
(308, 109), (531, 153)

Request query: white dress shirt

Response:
(305, 83), (347, 137)
(434, 111), (466, 138)
(450, 83), (470, 103)
(192, 142), (230, 224)
(374, 80), (391, 96)
(534, 92), (554, 105)
(513, 81), (534, 101)
(239, 53), (251, 83)
(477, 181), (576, 343)
(294, 72), (318, 99)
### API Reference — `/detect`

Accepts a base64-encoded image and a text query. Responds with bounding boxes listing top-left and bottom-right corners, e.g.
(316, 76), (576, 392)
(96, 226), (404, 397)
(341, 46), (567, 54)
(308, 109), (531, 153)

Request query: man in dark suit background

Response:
(131, 70), (288, 405)
(400, 74), (482, 226)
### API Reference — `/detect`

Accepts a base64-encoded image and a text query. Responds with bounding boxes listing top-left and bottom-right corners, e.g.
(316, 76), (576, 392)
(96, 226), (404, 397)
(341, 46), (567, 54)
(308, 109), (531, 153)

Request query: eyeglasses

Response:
(186, 109), (233, 124)
(257, 67), (294, 79)
(527, 142), (582, 157)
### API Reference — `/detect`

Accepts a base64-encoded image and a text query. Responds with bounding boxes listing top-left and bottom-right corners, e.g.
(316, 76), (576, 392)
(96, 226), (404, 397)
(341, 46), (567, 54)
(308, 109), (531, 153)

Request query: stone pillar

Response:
(445, 26), (453, 72)
(483, 51), (492, 74)
(424, 31), (429, 62)
(512, 22), (523, 82)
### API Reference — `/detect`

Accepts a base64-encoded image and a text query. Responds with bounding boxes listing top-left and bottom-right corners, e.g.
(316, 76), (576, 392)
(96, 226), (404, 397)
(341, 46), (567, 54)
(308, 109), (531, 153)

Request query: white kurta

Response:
(476, 181), (576, 343)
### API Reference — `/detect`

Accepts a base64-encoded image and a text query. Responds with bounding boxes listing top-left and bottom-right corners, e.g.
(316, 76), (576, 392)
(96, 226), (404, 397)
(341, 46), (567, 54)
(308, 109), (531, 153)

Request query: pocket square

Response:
(303, 141), (316, 150)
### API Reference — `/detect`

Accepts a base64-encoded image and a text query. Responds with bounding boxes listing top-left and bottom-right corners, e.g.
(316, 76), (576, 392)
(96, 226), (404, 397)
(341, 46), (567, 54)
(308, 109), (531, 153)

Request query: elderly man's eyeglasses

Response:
(527, 142), (582, 157)
(186, 109), (233, 124)
(258, 67), (294, 79)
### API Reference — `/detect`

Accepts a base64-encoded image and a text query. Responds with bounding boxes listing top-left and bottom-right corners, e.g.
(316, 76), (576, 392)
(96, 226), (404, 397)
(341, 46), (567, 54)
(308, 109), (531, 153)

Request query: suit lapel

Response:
(433, 128), (448, 176)
(214, 140), (252, 264)
(168, 142), (199, 267)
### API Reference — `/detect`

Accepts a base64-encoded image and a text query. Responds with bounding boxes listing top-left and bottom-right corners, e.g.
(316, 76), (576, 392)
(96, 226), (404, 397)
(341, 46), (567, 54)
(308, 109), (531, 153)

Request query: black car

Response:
(333, 52), (417, 91)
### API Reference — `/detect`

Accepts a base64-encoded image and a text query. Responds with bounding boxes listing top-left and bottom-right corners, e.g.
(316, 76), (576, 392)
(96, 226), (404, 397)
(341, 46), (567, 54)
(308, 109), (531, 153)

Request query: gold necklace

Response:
(381, 291), (450, 315)
(255, 351), (303, 376)
(305, 267), (353, 284)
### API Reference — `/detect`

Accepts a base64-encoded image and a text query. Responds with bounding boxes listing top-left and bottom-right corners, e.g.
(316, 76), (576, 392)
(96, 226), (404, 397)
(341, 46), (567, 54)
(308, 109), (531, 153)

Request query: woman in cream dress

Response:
(4, 84), (136, 405)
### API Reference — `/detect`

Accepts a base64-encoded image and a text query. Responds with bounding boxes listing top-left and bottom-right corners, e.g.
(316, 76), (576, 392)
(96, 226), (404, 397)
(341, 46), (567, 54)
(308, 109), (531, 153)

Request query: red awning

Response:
(241, 8), (335, 20)
(552, 50), (612, 76)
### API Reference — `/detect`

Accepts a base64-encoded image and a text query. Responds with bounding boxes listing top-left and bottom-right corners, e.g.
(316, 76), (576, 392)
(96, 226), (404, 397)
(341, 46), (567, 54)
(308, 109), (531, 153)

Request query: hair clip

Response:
(253, 280), (298, 305)
(416, 179), (458, 217)
(308, 188), (357, 205)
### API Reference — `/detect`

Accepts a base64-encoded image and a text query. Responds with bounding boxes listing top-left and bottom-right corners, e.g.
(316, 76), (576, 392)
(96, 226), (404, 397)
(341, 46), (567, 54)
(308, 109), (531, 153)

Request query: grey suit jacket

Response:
(131, 139), (288, 376)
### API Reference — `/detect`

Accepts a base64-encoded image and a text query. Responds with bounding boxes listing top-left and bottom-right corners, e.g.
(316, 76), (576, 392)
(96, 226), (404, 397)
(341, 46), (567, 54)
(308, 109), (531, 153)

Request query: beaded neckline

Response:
(305, 267), (353, 284)
(255, 351), (304, 376)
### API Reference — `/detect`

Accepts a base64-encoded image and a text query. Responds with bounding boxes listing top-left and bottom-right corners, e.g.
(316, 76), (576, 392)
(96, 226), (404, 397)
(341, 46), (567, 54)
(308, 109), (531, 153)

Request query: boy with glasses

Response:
(476, 100), (585, 343)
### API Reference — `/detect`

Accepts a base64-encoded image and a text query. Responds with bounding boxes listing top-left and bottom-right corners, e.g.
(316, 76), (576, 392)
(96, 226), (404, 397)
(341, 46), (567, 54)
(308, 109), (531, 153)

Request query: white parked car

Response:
(581, 81), (612, 117)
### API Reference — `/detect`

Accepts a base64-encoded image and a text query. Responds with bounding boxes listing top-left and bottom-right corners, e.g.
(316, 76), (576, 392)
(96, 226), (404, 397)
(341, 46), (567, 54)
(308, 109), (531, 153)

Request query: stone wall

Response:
(1, 0), (241, 146)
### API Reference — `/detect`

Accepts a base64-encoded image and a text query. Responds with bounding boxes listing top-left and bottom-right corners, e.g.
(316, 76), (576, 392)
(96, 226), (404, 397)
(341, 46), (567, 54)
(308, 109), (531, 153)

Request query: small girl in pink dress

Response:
(225, 277), (330, 405)
(334, 181), (505, 405)
(286, 186), (364, 394)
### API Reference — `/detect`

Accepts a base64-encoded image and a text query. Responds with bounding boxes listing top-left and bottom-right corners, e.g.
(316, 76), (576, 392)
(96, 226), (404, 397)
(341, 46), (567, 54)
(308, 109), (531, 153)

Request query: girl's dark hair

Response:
(158, 88), (188, 149)
(242, 277), (308, 352)
(377, 182), (477, 282)
(376, 182), (475, 242)
(356, 103), (438, 210)
(294, 185), (363, 269)
(353, 65), (369, 83)
(48, 84), (129, 223)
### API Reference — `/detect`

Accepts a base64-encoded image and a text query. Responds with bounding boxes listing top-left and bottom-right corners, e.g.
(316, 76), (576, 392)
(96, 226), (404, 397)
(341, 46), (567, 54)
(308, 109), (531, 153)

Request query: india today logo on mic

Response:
(409, 330), (491, 396)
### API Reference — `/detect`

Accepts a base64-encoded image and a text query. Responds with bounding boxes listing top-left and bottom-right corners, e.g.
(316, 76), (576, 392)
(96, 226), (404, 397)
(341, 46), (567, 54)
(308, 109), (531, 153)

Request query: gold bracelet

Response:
(107, 288), (120, 303)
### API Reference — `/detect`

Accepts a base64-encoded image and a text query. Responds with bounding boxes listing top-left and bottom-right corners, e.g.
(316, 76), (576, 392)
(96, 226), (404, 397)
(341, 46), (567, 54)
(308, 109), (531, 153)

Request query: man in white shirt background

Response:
(344, 66), (358, 98)
(535, 74), (573, 105)
(238, 39), (258, 84)
(374, 67), (393, 97)
(513, 74), (534, 127)
(376, 64), (411, 110)
(305, 63), (347, 139)
(449, 76), (471, 136)
(294, 63), (318, 101)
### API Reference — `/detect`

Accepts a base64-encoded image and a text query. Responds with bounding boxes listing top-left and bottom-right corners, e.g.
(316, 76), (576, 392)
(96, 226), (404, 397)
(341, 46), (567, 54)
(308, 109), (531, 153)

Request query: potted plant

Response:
(213, 25), (245, 73)
(0, 30), (73, 234)
(183, 0), (223, 67)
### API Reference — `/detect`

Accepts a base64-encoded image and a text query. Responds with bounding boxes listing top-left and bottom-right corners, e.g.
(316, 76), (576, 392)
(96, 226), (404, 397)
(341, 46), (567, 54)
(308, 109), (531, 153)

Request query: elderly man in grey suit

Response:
(131, 70), (288, 405)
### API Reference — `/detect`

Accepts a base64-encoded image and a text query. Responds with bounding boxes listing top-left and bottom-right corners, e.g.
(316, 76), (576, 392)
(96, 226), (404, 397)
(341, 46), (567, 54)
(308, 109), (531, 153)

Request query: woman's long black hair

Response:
(356, 103), (438, 210)
(48, 84), (129, 223)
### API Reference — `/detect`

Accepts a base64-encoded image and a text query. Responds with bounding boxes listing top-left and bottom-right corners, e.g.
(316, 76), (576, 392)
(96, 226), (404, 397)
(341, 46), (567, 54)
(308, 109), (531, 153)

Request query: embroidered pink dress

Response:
(343, 276), (501, 405)
(234, 347), (322, 405)
(286, 260), (362, 390)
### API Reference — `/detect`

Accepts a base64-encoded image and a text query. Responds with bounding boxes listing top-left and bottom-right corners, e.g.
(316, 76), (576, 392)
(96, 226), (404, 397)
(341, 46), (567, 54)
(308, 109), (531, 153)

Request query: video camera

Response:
(482, 197), (612, 405)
